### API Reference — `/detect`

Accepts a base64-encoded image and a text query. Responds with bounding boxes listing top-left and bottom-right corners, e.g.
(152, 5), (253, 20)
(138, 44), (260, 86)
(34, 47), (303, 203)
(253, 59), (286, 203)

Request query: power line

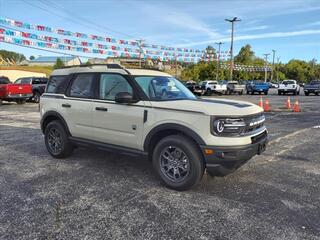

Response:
(20, 0), (101, 35)
(36, 0), (138, 39)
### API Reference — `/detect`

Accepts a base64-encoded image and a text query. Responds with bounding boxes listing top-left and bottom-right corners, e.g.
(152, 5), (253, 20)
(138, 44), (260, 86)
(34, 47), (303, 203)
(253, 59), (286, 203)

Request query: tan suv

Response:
(40, 64), (268, 190)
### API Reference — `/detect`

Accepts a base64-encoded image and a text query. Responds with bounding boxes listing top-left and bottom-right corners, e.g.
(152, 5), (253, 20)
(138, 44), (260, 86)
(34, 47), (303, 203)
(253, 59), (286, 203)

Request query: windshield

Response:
(282, 80), (295, 84)
(135, 76), (196, 101)
(310, 80), (320, 85)
(253, 80), (264, 84)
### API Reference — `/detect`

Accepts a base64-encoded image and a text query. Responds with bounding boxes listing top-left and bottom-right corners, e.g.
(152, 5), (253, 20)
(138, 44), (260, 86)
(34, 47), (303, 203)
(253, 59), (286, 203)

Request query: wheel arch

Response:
(143, 123), (206, 159)
(41, 111), (71, 136)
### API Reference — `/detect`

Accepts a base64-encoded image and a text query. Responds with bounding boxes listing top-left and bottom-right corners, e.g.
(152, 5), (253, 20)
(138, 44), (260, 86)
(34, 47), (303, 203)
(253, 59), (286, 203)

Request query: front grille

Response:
(251, 130), (267, 144)
(243, 113), (265, 133)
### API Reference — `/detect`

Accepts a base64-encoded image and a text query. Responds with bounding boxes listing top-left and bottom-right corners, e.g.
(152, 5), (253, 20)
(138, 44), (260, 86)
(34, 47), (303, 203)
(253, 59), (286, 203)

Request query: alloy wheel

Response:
(159, 146), (190, 183)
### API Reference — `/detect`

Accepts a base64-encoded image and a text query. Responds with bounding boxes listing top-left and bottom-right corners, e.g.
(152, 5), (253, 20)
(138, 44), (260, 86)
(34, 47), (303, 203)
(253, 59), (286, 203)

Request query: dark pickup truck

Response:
(304, 80), (320, 96)
(14, 77), (48, 103)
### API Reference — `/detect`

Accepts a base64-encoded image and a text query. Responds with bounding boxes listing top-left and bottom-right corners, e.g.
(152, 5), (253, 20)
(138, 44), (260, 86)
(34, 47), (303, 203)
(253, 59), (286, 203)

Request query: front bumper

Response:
(200, 130), (268, 177)
(305, 89), (320, 93)
(278, 89), (296, 93)
(252, 88), (268, 92)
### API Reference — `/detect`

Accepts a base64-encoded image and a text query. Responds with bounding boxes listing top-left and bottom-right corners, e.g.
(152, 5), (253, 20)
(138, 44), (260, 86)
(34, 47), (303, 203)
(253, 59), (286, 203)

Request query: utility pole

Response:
(225, 17), (241, 81)
(276, 57), (280, 82)
(263, 53), (270, 82)
(271, 49), (276, 82)
(136, 39), (144, 68)
(215, 42), (223, 81)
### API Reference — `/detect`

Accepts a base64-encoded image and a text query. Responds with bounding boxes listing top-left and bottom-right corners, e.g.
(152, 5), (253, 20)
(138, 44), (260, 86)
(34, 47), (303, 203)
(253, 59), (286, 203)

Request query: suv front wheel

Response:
(152, 135), (204, 191)
(45, 120), (73, 158)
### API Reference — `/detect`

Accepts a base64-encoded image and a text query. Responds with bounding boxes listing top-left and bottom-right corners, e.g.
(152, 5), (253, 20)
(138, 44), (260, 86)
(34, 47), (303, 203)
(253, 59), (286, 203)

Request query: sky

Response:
(0, 0), (320, 63)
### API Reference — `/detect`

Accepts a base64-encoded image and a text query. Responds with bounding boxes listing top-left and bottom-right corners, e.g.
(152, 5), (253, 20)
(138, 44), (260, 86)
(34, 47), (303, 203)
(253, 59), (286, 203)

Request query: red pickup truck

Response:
(0, 76), (33, 105)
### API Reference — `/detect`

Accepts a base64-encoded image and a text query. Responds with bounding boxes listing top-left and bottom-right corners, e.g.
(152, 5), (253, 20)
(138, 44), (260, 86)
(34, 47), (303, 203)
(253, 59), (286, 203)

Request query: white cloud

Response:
(242, 25), (270, 31)
(306, 21), (320, 26)
(177, 29), (320, 47)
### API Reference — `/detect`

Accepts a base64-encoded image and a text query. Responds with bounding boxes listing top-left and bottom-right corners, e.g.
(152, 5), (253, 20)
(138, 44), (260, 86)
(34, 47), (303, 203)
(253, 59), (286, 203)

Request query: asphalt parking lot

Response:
(0, 90), (320, 240)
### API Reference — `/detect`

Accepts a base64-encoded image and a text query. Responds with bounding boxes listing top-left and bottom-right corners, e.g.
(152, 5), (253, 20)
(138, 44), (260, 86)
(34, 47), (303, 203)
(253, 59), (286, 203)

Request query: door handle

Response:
(95, 107), (108, 112)
(62, 103), (71, 108)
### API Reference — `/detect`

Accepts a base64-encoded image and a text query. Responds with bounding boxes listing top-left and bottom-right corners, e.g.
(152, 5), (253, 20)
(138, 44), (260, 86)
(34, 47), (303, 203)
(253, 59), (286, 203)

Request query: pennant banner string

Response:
(0, 17), (205, 54)
(0, 34), (201, 62)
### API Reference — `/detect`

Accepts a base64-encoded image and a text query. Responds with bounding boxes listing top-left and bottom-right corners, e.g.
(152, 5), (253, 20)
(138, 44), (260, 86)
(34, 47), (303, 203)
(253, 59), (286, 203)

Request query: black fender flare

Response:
(143, 123), (206, 152)
(41, 111), (71, 135)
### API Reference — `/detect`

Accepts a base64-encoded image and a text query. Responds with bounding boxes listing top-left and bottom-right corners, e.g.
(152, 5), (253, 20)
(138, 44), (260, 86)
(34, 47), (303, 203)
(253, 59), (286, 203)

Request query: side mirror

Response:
(115, 92), (137, 104)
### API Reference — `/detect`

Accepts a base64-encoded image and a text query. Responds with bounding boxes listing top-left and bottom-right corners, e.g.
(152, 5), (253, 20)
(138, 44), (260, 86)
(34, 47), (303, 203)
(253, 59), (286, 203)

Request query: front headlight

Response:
(212, 118), (246, 136)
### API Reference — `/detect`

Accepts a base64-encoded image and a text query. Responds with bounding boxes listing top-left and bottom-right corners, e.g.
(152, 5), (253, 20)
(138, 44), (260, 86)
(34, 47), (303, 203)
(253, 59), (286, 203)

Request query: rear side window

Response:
(46, 75), (69, 94)
(21, 78), (31, 84)
(69, 74), (94, 98)
(14, 79), (22, 84)
(0, 77), (10, 84)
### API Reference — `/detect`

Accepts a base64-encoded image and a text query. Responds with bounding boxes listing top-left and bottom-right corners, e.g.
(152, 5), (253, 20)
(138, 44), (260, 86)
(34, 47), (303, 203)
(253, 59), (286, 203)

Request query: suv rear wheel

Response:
(152, 135), (204, 191)
(45, 120), (73, 158)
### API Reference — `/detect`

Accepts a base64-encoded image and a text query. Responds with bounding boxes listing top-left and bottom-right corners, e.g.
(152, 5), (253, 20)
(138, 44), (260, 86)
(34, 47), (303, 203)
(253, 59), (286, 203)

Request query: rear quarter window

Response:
(0, 77), (10, 84)
(46, 75), (70, 94)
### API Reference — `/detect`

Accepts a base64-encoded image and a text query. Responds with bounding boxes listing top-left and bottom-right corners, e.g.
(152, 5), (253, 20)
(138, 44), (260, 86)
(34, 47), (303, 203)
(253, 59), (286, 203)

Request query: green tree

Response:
(0, 49), (26, 63)
(53, 58), (65, 69)
(234, 44), (255, 64)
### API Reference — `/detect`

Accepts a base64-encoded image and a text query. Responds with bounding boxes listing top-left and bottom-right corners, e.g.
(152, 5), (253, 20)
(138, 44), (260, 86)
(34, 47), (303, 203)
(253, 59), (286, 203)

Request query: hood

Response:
(150, 98), (263, 116)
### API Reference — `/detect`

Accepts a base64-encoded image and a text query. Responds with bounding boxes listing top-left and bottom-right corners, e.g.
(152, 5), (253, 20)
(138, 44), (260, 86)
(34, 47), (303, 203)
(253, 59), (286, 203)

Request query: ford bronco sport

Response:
(40, 64), (268, 191)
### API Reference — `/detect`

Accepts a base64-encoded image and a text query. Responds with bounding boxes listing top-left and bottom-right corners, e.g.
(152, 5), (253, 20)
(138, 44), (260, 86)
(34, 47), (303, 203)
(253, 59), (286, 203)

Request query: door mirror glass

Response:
(115, 92), (137, 104)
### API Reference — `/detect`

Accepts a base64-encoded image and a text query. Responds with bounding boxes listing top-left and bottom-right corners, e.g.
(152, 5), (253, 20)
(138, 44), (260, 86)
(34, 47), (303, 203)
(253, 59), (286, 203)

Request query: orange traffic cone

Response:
(258, 96), (264, 109)
(285, 97), (291, 109)
(264, 99), (270, 112)
(293, 98), (301, 112)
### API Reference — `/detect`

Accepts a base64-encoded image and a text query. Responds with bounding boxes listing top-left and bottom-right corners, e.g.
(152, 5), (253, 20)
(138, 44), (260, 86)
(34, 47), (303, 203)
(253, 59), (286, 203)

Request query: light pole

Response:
(271, 49), (276, 82)
(276, 57), (280, 82)
(215, 42), (223, 81)
(263, 53), (270, 82)
(136, 39), (144, 68)
(225, 17), (241, 81)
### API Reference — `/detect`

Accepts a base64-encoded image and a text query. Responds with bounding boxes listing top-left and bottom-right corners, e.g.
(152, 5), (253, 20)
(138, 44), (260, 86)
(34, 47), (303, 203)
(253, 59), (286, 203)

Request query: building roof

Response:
(30, 56), (77, 63)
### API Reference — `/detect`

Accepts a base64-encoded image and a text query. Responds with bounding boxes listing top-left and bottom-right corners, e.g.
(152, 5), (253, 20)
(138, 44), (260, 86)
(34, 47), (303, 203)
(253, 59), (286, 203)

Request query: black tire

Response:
(264, 91), (268, 95)
(152, 135), (204, 191)
(293, 91), (296, 95)
(316, 92), (319, 96)
(44, 120), (73, 158)
(206, 88), (212, 96)
(0, 99), (2, 105)
(304, 92), (309, 96)
(246, 91), (250, 94)
(278, 91), (281, 95)
(33, 92), (41, 103)
(258, 92), (261, 95)
(238, 90), (243, 95)
(297, 90), (300, 95)
(251, 91), (254, 95)
(16, 99), (26, 104)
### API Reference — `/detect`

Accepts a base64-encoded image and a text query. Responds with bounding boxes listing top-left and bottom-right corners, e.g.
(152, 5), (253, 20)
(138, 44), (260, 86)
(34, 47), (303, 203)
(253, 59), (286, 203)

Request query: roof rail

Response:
(58, 63), (125, 69)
